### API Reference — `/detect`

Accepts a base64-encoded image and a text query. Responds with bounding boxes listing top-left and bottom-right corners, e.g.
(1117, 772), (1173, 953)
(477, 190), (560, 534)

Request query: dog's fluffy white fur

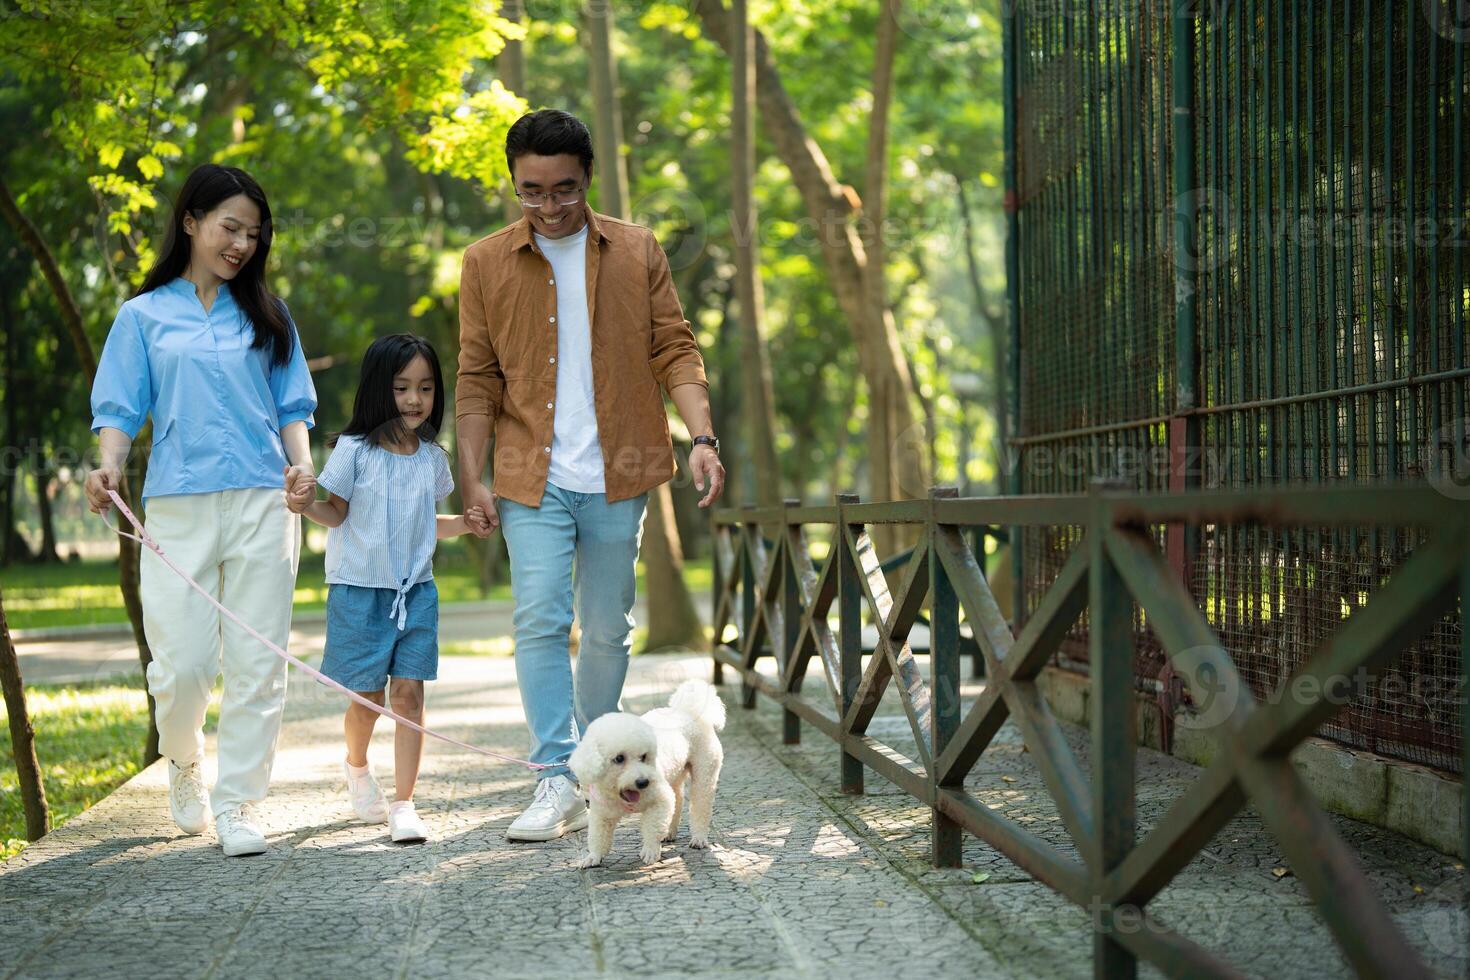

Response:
(568, 679), (726, 867)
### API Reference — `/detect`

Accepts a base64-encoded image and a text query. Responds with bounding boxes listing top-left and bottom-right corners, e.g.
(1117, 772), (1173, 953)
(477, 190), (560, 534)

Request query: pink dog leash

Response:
(101, 488), (551, 771)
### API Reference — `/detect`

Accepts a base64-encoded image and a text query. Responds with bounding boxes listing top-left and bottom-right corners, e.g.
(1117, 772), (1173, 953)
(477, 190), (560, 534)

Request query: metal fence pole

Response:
(837, 492), (864, 795)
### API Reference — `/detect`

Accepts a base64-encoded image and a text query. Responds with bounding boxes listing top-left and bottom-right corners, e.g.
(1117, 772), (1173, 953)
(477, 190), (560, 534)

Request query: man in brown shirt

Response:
(456, 109), (725, 841)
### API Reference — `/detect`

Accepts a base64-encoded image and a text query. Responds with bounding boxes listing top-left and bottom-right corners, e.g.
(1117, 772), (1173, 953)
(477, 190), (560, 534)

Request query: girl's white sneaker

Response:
(344, 759), (389, 824)
(389, 801), (428, 843)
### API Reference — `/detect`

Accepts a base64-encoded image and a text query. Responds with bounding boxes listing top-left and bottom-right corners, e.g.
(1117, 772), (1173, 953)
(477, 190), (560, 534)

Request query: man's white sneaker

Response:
(215, 803), (268, 857)
(389, 801), (429, 843)
(506, 774), (587, 842)
(167, 759), (210, 835)
(344, 759), (389, 824)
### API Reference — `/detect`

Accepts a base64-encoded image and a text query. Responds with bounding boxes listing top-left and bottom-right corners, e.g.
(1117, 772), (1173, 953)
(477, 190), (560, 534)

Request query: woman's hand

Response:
(85, 467), (123, 515)
(283, 465), (316, 513)
(87, 428), (133, 515)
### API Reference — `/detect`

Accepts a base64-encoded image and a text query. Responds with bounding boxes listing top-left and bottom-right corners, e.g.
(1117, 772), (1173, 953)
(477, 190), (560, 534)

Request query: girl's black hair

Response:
(330, 334), (446, 450)
(138, 164), (294, 366)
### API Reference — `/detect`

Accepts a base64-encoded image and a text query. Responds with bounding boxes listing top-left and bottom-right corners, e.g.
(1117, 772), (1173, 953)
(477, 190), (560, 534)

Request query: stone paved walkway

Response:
(2, 649), (1465, 978)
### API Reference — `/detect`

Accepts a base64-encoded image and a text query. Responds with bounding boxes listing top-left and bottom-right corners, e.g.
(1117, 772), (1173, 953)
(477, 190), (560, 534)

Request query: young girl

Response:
(287, 333), (483, 843)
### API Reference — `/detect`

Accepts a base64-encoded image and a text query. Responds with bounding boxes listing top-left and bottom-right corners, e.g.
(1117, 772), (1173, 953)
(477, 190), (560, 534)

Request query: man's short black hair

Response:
(505, 109), (595, 180)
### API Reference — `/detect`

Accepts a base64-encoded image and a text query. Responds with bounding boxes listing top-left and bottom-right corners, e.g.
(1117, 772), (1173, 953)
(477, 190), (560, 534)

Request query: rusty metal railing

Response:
(709, 482), (1468, 978)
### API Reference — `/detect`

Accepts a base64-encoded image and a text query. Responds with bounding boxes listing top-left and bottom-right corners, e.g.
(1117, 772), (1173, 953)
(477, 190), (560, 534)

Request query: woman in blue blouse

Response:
(84, 164), (318, 857)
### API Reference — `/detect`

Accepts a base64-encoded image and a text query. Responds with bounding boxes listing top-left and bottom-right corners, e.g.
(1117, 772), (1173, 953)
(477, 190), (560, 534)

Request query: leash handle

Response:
(100, 489), (550, 771)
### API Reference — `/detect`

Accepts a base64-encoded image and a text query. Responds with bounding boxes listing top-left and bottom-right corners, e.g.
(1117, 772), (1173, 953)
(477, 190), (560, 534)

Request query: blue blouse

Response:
(90, 277), (318, 500)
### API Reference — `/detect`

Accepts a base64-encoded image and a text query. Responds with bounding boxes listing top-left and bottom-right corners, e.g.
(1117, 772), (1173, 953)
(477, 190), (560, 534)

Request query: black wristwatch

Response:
(692, 434), (720, 454)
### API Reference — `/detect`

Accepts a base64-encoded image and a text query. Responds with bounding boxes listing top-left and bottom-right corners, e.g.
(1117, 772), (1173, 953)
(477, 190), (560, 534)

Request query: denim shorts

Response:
(320, 580), (439, 691)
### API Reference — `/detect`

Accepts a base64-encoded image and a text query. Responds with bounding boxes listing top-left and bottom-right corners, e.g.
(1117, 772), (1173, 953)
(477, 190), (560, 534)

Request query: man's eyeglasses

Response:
(515, 184), (587, 209)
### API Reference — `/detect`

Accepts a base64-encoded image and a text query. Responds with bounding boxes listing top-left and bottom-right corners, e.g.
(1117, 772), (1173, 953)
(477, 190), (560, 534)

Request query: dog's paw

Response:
(689, 835), (710, 849)
(575, 852), (604, 869)
(639, 844), (662, 865)
(661, 831), (678, 843)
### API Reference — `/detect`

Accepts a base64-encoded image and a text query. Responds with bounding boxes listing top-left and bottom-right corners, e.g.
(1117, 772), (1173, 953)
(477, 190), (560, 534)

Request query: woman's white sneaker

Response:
(506, 775), (587, 841)
(344, 759), (389, 823)
(167, 759), (210, 835)
(215, 803), (268, 856)
(389, 801), (429, 843)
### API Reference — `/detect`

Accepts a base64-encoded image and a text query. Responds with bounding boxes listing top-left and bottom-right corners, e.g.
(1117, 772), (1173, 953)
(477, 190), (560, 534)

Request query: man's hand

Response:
(84, 467), (122, 515)
(689, 445), (725, 509)
(283, 465), (316, 514)
(463, 482), (500, 537)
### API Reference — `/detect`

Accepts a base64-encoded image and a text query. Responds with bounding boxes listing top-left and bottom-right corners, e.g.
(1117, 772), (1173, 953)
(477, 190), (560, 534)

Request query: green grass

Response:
(0, 676), (220, 860)
(440, 624), (715, 658)
(1, 546), (713, 631)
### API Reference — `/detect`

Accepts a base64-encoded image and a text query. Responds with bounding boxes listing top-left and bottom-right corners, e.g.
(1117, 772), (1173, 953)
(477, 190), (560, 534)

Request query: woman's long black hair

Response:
(138, 164), (293, 366)
(330, 334), (446, 450)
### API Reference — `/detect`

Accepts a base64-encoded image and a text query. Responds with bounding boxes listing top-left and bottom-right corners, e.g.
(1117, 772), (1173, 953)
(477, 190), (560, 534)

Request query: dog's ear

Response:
(569, 732), (605, 785)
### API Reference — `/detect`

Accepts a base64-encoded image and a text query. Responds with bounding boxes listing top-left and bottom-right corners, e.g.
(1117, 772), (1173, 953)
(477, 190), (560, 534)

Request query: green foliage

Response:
(1, 1), (525, 288)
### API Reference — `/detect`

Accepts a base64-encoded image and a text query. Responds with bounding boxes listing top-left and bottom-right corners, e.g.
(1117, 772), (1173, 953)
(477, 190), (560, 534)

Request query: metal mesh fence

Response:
(1012, 1), (1469, 772)
(1014, 0), (1177, 682)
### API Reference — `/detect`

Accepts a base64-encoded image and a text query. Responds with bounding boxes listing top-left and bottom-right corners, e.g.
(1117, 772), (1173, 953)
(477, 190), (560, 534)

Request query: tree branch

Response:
(0, 174), (96, 385)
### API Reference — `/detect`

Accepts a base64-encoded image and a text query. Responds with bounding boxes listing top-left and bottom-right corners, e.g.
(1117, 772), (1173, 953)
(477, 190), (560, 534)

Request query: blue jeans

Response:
(499, 482), (649, 781)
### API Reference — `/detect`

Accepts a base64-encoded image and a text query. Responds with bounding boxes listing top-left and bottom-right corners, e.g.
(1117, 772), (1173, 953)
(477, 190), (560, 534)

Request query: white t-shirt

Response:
(534, 223), (607, 493)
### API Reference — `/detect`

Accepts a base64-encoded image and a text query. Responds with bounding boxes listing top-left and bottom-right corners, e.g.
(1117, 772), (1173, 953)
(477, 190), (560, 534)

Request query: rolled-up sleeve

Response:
(269, 306), (317, 429)
(456, 246), (506, 424)
(91, 305), (151, 438)
(645, 231), (708, 394)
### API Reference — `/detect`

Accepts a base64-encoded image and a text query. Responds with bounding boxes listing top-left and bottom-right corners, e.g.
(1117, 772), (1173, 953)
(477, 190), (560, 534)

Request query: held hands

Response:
(463, 483), (499, 537)
(283, 465), (316, 514)
(84, 467), (122, 515)
(689, 444), (726, 509)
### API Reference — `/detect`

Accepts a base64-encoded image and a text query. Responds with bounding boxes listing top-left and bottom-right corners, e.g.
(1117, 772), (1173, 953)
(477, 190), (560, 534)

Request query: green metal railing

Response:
(708, 483), (1469, 978)
(1009, 0), (1470, 772)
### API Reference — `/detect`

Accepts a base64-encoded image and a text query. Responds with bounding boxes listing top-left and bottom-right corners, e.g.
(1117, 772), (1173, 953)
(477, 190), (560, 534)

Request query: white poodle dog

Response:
(568, 679), (726, 867)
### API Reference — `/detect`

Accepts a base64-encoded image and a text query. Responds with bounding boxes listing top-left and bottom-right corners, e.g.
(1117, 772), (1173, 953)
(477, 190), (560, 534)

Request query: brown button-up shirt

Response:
(456, 207), (708, 506)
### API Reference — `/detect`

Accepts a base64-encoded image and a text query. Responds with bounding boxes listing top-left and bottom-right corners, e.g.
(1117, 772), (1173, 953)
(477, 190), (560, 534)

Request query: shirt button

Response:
(549, 356), (556, 364)
(544, 446), (551, 453)
(546, 402), (553, 409)
(548, 278), (555, 285)
(549, 316), (556, 323)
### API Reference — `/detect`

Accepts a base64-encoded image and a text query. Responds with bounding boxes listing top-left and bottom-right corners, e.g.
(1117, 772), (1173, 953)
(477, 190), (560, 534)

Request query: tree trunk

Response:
(861, 0), (910, 557)
(500, 0), (528, 225)
(0, 587), (50, 840)
(0, 175), (95, 382)
(731, 0), (782, 507)
(586, 0), (704, 650)
(31, 447), (59, 563)
(123, 441), (159, 764)
(585, 3), (628, 215)
(2, 282), (21, 567)
(955, 175), (1009, 491)
(689, 0), (929, 556)
(0, 172), (157, 761)
(453, 0), (526, 597)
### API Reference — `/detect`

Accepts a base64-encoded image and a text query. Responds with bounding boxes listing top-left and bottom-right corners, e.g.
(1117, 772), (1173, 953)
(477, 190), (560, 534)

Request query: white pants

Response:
(140, 487), (300, 816)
